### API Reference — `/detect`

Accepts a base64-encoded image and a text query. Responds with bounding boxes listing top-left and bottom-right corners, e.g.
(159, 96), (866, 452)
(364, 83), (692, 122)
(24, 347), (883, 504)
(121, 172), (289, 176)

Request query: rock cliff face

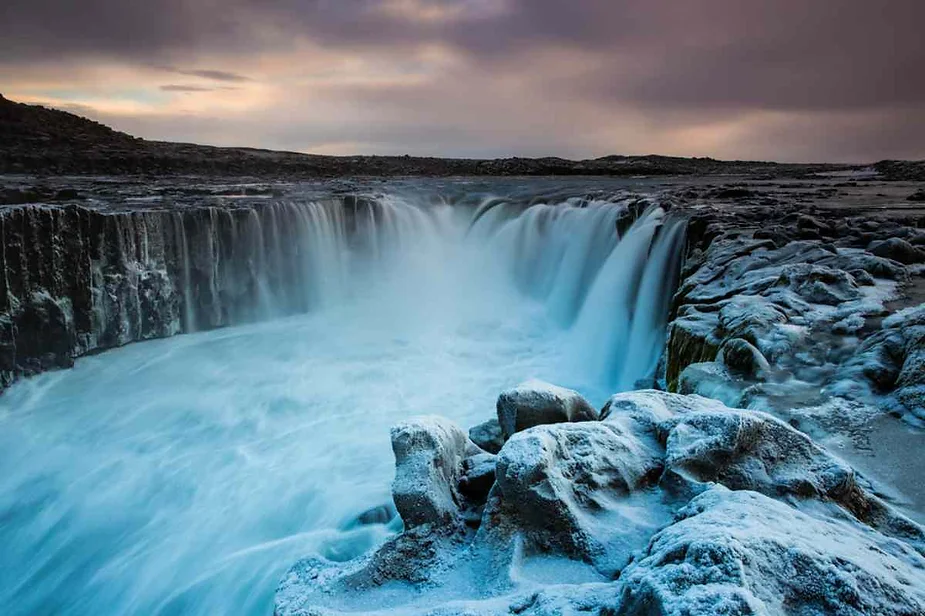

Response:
(0, 199), (361, 390)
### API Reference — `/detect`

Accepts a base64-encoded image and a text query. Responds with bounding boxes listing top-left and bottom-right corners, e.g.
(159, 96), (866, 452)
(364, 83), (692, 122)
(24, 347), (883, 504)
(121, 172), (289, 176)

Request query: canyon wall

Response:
(0, 199), (369, 390)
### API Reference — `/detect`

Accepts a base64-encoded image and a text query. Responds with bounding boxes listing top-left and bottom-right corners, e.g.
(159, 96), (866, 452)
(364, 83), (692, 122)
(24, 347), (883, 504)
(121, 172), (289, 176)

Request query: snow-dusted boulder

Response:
(661, 406), (925, 546)
(496, 379), (598, 440)
(390, 416), (469, 529)
(619, 487), (925, 616)
(485, 420), (666, 573)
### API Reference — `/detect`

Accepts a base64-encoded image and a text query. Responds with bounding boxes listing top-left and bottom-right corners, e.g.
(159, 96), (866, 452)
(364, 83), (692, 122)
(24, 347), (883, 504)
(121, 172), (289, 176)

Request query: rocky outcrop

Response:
(0, 199), (360, 390)
(275, 388), (925, 616)
(661, 202), (925, 425)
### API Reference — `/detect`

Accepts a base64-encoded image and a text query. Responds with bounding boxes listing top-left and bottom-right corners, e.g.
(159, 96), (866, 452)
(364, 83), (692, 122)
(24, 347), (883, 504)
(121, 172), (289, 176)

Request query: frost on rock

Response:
(619, 487), (925, 616)
(841, 304), (925, 422)
(663, 216), (923, 429)
(275, 389), (925, 616)
(483, 420), (666, 574)
(495, 379), (598, 440)
(390, 415), (470, 529)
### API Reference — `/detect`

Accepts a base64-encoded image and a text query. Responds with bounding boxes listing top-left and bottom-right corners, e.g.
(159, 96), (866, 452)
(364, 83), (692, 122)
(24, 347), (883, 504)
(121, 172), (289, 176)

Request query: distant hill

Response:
(1, 93), (921, 179)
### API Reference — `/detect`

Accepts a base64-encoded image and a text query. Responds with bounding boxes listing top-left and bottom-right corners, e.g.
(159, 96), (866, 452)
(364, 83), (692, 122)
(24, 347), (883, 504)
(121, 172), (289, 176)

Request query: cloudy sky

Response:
(2, 0), (923, 162)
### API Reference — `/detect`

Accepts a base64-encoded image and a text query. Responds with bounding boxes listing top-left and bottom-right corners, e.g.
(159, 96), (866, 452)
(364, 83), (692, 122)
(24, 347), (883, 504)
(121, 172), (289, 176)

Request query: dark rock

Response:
(458, 452), (496, 504)
(468, 418), (504, 454)
(868, 237), (925, 265)
(719, 338), (770, 378)
(340, 503), (398, 530)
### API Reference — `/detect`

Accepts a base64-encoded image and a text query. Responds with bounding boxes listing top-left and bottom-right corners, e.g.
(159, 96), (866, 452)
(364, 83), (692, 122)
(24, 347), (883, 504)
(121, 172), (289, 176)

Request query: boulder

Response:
(774, 263), (861, 305)
(390, 416), (469, 529)
(495, 379), (598, 440)
(619, 488), (925, 616)
(678, 362), (745, 409)
(458, 452), (497, 504)
(468, 418), (504, 454)
(868, 238), (925, 265)
(485, 421), (665, 572)
(661, 406), (925, 545)
(719, 337), (770, 378)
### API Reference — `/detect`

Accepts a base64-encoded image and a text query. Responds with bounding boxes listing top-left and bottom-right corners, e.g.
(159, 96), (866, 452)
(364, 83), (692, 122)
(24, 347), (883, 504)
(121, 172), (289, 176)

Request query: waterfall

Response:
(0, 185), (689, 616)
(1, 189), (685, 394)
(466, 198), (686, 391)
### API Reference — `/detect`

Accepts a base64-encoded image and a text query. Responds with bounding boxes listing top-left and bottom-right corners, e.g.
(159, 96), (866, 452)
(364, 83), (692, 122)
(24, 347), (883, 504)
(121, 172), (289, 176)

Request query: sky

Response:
(2, 0), (923, 162)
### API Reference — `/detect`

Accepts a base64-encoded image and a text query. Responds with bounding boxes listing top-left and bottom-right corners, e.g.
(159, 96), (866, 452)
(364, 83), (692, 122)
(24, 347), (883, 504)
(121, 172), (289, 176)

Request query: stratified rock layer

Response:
(0, 200), (358, 389)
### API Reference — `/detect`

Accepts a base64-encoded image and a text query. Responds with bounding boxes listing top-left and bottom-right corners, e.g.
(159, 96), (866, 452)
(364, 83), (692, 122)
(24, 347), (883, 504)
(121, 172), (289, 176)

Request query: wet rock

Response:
(390, 416), (469, 529)
(664, 312), (721, 391)
(868, 237), (925, 265)
(468, 418), (504, 454)
(678, 362), (744, 409)
(339, 503), (398, 530)
(495, 379), (598, 440)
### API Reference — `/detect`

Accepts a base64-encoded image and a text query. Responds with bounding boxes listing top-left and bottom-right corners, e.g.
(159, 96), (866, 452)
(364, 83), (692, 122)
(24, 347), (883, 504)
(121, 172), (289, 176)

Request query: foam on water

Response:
(0, 191), (685, 615)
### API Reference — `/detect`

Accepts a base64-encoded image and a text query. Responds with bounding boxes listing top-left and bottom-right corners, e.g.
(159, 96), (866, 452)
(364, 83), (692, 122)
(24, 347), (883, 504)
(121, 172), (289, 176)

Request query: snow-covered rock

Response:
(619, 487), (925, 616)
(275, 389), (925, 616)
(495, 379), (598, 440)
(390, 416), (469, 529)
(484, 420), (666, 574)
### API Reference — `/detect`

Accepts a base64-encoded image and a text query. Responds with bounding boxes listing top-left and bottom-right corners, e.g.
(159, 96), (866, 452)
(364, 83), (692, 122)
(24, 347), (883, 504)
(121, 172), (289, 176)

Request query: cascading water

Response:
(0, 185), (686, 616)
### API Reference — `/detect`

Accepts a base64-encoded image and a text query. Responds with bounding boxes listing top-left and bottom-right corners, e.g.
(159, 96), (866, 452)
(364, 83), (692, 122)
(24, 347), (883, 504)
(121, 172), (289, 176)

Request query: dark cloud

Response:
(160, 84), (214, 92)
(173, 69), (251, 82)
(2, 0), (923, 160)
